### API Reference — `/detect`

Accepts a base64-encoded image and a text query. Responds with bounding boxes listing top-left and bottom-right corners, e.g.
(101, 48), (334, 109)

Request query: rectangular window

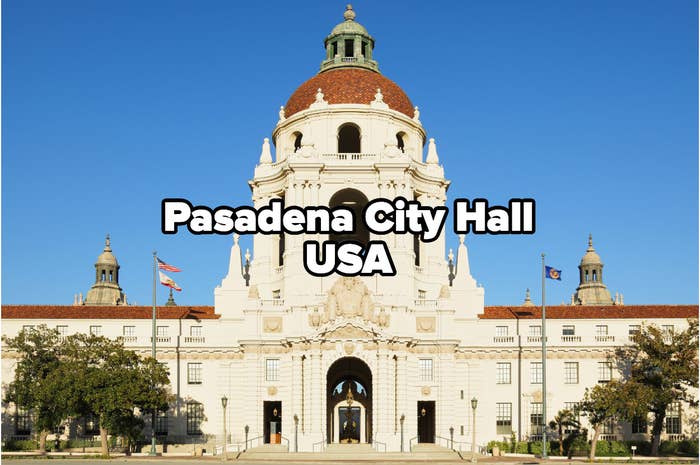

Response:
(156, 326), (168, 337)
(15, 407), (31, 435)
(186, 402), (204, 435)
(266, 359), (280, 381)
(56, 325), (68, 336)
(632, 415), (648, 434)
(562, 325), (575, 336)
(665, 402), (681, 435)
(530, 402), (543, 438)
(602, 419), (615, 435)
(190, 326), (202, 337)
(460, 390), (464, 400)
(595, 325), (608, 336)
(123, 325), (135, 336)
(344, 39), (354, 57)
(529, 325), (542, 337)
(419, 359), (433, 381)
(272, 289), (281, 299)
(187, 362), (202, 384)
(662, 325), (674, 343)
(496, 326), (509, 337)
(628, 325), (641, 336)
(564, 362), (579, 384)
(496, 362), (511, 384)
(22, 325), (35, 332)
(418, 289), (427, 299)
(155, 411), (168, 435)
(89, 325), (102, 336)
(598, 361), (612, 383)
(530, 362), (542, 384)
(496, 402), (513, 435)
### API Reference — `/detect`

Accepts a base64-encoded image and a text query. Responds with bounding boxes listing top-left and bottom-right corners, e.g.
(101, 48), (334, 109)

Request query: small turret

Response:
(320, 5), (379, 73)
(84, 235), (127, 305)
(572, 234), (614, 305)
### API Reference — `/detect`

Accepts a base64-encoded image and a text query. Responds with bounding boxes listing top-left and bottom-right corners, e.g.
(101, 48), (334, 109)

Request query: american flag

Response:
(157, 257), (181, 272)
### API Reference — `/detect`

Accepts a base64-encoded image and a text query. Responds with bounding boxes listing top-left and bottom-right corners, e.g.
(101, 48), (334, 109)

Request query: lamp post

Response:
(221, 396), (228, 461)
(449, 426), (454, 450)
(400, 414), (405, 452)
(471, 397), (478, 463)
(293, 414), (299, 452)
(244, 425), (249, 451)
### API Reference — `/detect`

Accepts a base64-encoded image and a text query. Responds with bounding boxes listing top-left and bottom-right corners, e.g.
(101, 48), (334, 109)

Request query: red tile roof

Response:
(285, 68), (414, 118)
(1, 305), (219, 320)
(480, 305), (698, 320)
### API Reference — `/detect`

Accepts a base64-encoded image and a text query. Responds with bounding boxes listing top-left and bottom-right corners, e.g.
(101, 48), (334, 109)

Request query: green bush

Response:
(2, 439), (39, 451)
(677, 439), (699, 456)
(659, 440), (679, 456)
(625, 440), (651, 456)
(527, 440), (552, 455)
(486, 440), (509, 453)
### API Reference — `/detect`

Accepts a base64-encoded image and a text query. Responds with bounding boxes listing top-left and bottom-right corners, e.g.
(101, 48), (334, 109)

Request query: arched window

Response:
(278, 233), (285, 266)
(293, 132), (303, 152)
(396, 132), (406, 152)
(592, 270), (597, 282)
(329, 188), (369, 245)
(585, 271), (589, 282)
(338, 124), (361, 153)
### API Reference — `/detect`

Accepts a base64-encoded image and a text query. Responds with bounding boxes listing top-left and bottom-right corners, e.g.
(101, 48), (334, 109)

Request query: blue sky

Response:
(3, 1), (697, 306)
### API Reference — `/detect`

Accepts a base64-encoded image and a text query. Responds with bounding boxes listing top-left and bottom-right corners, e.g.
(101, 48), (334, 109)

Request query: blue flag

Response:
(545, 266), (562, 280)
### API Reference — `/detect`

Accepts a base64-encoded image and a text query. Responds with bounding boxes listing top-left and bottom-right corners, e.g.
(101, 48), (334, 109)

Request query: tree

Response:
(2, 325), (67, 453)
(578, 380), (647, 460)
(615, 320), (698, 456)
(548, 408), (580, 456)
(61, 333), (172, 456)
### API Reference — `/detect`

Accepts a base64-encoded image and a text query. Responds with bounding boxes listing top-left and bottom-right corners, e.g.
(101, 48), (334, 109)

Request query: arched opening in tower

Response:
(338, 124), (361, 153)
(329, 188), (369, 246)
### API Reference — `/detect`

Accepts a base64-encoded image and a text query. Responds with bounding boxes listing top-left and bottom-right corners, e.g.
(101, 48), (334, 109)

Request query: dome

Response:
(329, 19), (369, 37)
(285, 68), (414, 118)
(96, 235), (119, 266)
(580, 234), (602, 266)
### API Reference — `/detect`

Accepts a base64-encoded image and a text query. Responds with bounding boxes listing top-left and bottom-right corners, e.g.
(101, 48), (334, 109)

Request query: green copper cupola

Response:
(320, 5), (379, 73)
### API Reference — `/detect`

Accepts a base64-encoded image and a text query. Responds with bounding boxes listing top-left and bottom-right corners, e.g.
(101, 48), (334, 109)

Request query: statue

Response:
(325, 277), (374, 323)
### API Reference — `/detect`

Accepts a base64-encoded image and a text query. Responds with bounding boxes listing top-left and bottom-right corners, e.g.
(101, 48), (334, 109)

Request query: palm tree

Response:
(549, 409), (581, 456)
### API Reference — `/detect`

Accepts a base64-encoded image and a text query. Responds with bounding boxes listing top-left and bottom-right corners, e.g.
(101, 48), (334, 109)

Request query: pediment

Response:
(317, 320), (382, 340)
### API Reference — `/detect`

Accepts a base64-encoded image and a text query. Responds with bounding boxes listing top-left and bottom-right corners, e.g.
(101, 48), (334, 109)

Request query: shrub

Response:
(3, 439), (39, 451)
(659, 440), (679, 456)
(625, 440), (651, 456)
(677, 439), (699, 456)
(528, 440), (552, 455)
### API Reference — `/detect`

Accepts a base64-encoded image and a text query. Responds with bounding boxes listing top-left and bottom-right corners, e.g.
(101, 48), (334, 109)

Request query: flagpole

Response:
(541, 253), (548, 458)
(150, 251), (157, 456)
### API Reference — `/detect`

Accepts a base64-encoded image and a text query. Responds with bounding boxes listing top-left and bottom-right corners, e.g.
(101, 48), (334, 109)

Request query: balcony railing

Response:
(184, 336), (205, 343)
(414, 299), (437, 307)
(561, 335), (582, 343)
(493, 336), (514, 343)
(527, 336), (547, 343)
(595, 335), (615, 342)
(260, 299), (285, 307)
(118, 336), (138, 343)
(151, 336), (171, 343)
(321, 153), (378, 162)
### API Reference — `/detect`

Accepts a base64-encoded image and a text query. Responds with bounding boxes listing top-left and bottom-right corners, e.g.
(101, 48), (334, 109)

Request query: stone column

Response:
(309, 346), (322, 441)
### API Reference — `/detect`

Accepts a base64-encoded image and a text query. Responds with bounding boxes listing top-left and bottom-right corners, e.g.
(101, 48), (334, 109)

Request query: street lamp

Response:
(244, 425), (250, 451)
(400, 414), (405, 452)
(221, 396), (228, 461)
(471, 397), (478, 463)
(294, 414), (299, 452)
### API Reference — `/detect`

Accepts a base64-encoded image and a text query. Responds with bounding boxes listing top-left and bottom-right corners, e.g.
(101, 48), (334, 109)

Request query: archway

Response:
(338, 124), (361, 153)
(326, 357), (372, 444)
(329, 189), (369, 246)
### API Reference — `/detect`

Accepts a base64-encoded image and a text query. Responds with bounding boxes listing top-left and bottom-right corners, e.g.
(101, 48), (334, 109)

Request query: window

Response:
(496, 403), (513, 435)
(331, 42), (338, 57)
(338, 124), (361, 153)
(344, 39), (354, 57)
(123, 325), (135, 336)
(56, 325), (68, 336)
(396, 132), (405, 152)
(665, 402), (681, 435)
(564, 402), (580, 434)
(530, 362), (542, 384)
(562, 325), (575, 336)
(419, 359), (433, 381)
(460, 425), (464, 436)
(496, 326), (509, 337)
(15, 407), (31, 435)
(293, 132), (303, 152)
(529, 325), (542, 337)
(266, 359), (280, 381)
(632, 415), (648, 434)
(496, 362), (511, 384)
(187, 362), (202, 384)
(460, 390), (464, 400)
(186, 402), (204, 435)
(361, 41), (367, 58)
(530, 403), (543, 438)
(596, 325), (608, 336)
(418, 289), (426, 300)
(89, 325), (102, 336)
(598, 361), (612, 383)
(156, 326), (168, 337)
(22, 325), (35, 332)
(272, 289), (281, 299)
(190, 326), (202, 337)
(629, 325), (641, 336)
(155, 411), (168, 435)
(662, 325), (674, 344)
(564, 362), (579, 384)
(602, 419), (615, 435)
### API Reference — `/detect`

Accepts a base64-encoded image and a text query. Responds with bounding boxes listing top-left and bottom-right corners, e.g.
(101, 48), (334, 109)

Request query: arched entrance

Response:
(328, 189), (369, 246)
(326, 357), (372, 444)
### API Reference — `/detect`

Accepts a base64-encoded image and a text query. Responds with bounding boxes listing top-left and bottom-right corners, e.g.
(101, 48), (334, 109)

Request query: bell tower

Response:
(321, 5), (378, 73)
(83, 234), (127, 305)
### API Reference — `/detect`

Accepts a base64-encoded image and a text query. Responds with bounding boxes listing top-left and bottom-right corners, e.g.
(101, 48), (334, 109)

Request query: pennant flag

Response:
(545, 266), (562, 281)
(157, 257), (181, 272)
(159, 271), (182, 291)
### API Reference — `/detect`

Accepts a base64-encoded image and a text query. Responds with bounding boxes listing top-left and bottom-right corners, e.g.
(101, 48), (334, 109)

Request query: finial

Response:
(426, 138), (439, 164)
(374, 88), (384, 103)
(448, 249), (454, 262)
(315, 88), (325, 103)
(259, 137), (272, 164)
(245, 248), (251, 262)
(278, 105), (286, 122)
(234, 234), (240, 246)
(104, 234), (112, 251)
(344, 4), (356, 21)
(588, 233), (593, 247)
(459, 234), (465, 245)
(413, 105), (420, 121)
(523, 288), (535, 306)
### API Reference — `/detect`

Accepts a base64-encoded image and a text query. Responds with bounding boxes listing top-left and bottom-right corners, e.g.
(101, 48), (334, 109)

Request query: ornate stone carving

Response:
(439, 285), (451, 299)
(323, 324), (375, 340)
(248, 284), (260, 299)
(377, 308), (390, 327)
(268, 386), (278, 396)
(416, 316), (436, 333)
(309, 308), (321, 327)
(324, 277), (375, 323)
(344, 342), (355, 355)
(421, 386), (431, 396)
(263, 317), (282, 333)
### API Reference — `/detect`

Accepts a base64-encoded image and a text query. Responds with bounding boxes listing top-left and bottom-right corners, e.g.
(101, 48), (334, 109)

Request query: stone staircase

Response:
(236, 442), (464, 462)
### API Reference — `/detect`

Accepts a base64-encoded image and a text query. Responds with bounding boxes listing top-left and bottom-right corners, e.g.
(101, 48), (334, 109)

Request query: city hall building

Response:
(2, 6), (697, 454)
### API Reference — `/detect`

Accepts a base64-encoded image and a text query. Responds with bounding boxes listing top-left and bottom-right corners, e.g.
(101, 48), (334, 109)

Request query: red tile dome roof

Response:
(285, 68), (414, 118)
